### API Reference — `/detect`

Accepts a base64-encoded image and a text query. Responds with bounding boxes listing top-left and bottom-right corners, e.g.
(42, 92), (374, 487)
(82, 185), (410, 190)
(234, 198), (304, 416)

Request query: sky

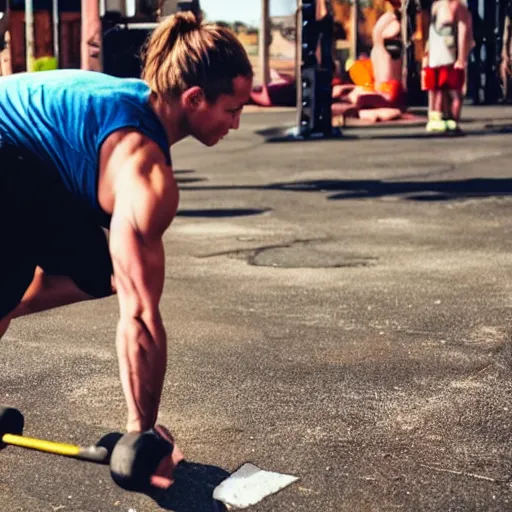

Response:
(201, 0), (297, 26)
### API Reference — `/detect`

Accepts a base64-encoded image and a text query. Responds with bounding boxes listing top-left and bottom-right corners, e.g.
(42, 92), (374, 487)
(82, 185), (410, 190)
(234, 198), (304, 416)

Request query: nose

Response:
(231, 112), (241, 130)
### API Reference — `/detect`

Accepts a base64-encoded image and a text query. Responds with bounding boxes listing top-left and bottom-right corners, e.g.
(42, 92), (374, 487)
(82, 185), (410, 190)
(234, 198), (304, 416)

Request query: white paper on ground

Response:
(212, 463), (299, 510)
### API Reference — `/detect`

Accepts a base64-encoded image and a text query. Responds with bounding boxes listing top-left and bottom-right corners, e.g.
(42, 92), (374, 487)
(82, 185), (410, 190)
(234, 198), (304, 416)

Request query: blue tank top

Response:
(0, 69), (171, 227)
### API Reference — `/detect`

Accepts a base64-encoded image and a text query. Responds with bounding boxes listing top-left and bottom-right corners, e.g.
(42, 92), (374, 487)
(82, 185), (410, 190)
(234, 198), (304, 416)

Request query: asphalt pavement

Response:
(2, 105), (512, 511)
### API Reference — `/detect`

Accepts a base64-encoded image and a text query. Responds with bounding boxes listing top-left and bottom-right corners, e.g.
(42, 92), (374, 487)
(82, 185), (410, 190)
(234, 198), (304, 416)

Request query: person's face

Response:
(185, 76), (253, 147)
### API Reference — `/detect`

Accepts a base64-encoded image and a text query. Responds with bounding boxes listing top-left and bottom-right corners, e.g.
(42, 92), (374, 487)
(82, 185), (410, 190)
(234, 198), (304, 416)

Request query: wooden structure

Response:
(9, 9), (80, 72)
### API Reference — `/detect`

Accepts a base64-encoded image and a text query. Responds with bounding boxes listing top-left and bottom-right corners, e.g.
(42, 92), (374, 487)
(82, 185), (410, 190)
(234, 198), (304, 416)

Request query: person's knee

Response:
(0, 314), (13, 339)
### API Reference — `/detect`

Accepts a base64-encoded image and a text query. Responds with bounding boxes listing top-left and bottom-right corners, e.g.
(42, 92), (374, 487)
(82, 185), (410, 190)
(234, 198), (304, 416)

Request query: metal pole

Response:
(0, 0), (12, 76)
(260, 0), (270, 86)
(400, 0), (408, 90)
(25, 0), (34, 71)
(81, 0), (102, 71)
(350, 0), (358, 60)
(52, 0), (59, 67)
(0, 30), (12, 75)
(494, 0), (502, 102)
(295, 0), (302, 131)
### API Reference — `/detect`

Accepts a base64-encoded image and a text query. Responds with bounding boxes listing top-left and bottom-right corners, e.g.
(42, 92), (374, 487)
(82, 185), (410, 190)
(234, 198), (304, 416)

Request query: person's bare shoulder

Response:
(108, 130), (179, 237)
(99, 128), (176, 224)
(109, 129), (170, 171)
(453, 1), (470, 22)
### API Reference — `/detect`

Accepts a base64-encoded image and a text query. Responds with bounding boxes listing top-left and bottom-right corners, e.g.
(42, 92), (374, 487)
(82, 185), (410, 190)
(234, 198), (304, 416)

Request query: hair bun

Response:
(172, 11), (200, 34)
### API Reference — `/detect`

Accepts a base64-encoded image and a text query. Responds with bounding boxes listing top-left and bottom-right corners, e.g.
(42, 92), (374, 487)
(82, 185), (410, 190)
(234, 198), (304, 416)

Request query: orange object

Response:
(349, 58), (375, 89)
(375, 80), (405, 105)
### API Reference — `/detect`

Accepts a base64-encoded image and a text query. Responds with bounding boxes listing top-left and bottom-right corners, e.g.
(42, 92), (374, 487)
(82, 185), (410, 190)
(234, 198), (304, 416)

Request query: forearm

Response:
(503, 20), (511, 61)
(502, 37), (511, 62)
(457, 19), (470, 64)
(116, 313), (167, 432)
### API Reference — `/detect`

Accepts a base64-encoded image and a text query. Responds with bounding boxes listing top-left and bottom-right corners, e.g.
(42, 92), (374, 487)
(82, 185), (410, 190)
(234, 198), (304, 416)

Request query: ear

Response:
(182, 86), (206, 110)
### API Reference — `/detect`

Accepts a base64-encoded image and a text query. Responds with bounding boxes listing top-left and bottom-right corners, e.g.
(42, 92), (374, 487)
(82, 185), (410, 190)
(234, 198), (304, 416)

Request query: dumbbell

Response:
(0, 406), (174, 491)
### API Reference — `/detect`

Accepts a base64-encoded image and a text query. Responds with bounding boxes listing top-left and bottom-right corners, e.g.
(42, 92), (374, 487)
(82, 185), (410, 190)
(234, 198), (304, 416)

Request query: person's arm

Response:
(502, 16), (511, 62)
(421, 6), (432, 68)
(315, 0), (328, 21)
(501, 15), (511, 81)
(455, 4), (472, 68)
(109, 148), (179, 432)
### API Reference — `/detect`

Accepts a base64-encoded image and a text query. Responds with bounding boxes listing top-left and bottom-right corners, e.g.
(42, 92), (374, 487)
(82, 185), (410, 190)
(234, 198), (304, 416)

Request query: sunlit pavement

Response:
(2, 105), (512, 511)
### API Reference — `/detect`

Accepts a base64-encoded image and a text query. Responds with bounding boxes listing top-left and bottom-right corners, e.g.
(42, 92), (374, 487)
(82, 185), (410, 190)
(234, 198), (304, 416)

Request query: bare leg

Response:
(501, 67), (508, 100)
(442, 91), (451, 119)
(0, 316), (11, 339)
(426, 90), (446, 132)
(432, 90), (444, 112)
(449, 90), (463, 121)
(10, 267), (94, 319)
(1, 267), (109, 339)
(500, 59), (509, 101)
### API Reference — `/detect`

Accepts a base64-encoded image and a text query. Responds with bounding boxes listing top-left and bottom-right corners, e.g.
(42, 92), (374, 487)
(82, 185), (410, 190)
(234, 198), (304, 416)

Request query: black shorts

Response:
(0, 145), (113, 319)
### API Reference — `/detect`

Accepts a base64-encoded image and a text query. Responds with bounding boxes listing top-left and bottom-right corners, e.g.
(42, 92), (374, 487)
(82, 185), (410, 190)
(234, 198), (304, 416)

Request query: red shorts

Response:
(422, 65), (465, 91)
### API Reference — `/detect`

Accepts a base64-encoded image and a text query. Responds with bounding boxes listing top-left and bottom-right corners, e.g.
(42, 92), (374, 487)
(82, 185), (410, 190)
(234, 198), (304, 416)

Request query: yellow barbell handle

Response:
(2, 433), (80, 457)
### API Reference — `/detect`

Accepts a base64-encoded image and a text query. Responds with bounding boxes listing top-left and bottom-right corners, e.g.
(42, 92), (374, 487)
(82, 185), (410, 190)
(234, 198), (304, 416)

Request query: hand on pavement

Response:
(150, 425), (185, 489)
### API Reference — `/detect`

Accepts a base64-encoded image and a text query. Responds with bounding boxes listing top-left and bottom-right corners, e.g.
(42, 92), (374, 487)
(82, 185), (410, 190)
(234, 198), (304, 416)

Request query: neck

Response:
(149, 93), (189, 147)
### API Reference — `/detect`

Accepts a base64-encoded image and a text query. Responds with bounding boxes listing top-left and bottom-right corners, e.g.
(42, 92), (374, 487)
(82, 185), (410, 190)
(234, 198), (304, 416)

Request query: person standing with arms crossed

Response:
(0, 12), (253, 487)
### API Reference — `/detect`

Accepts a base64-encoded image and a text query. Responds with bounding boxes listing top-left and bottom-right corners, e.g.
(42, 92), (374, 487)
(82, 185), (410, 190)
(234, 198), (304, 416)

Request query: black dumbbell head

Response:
(110, 429), (173, 491)
(0, 407), (24, 449)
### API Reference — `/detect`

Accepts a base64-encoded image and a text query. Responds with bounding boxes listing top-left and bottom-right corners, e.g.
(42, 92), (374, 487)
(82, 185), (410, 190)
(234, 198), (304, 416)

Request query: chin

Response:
(195, 134), (220, 147)
(207, 136), (223, 147)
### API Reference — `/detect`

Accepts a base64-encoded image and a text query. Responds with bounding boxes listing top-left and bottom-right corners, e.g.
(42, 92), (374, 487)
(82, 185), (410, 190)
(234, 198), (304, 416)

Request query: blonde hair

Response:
(142, 12), (253, 103)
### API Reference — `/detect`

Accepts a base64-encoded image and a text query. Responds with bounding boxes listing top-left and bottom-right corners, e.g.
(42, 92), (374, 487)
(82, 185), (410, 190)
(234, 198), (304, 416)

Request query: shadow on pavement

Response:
(271, 178), (512, 201)
(96, 435), (228, 511)
(177, 208), (271, 217)
(357, 125), (512, 141)
(148, 461), (229, 512)
(257, 123), (512, 142)
(175, 177), (207, 185)
(180, 178), (512, 202)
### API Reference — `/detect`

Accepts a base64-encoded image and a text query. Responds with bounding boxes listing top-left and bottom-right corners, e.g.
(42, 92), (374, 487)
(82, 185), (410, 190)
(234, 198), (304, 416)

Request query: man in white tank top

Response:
(422, 0), (473, 133)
